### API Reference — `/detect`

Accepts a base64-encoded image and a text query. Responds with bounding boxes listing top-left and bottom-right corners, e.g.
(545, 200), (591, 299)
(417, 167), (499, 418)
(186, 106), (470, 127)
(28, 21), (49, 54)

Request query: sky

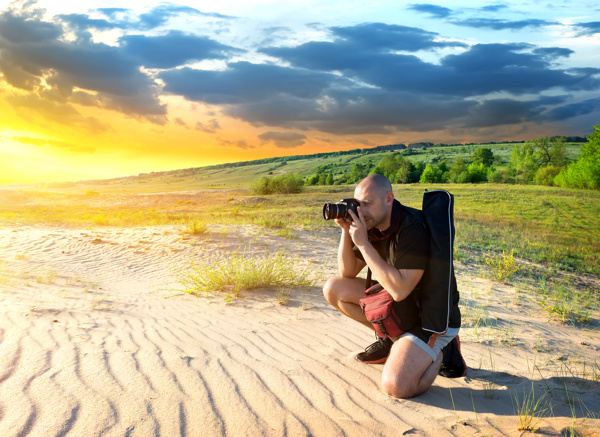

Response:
(0, 0), (599, 183)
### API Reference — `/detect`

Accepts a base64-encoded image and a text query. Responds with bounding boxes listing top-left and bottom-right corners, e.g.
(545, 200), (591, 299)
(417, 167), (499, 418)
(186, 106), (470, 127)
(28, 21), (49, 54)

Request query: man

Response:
(323, 174), (466, 399)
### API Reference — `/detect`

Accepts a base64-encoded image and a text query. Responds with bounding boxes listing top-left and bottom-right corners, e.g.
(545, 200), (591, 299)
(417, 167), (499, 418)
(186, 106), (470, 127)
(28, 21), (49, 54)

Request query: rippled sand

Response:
(0, 222), (598, 436)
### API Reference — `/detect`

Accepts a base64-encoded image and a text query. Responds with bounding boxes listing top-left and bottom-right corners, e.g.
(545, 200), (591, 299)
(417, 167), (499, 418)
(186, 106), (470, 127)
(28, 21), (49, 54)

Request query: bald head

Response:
(354, 175), (394, 230)
(356, 174), (393, 198)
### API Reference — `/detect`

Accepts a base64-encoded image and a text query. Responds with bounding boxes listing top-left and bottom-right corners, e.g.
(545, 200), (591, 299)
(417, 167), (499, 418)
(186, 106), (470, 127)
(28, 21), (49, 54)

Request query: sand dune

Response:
(0, 222), (599, 436)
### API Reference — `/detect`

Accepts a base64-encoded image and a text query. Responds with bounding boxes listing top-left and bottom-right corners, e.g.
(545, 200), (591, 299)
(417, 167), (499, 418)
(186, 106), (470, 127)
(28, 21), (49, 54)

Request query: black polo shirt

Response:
(353, 199), (429, 272)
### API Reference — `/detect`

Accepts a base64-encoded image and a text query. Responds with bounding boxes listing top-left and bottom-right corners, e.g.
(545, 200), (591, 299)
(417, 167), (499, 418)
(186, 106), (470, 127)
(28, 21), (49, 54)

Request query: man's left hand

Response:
(348, 207), (369, 248)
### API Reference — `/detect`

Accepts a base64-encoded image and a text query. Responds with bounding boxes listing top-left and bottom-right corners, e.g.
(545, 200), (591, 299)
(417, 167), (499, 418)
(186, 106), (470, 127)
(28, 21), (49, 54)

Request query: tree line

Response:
(304, 125), (600, 190)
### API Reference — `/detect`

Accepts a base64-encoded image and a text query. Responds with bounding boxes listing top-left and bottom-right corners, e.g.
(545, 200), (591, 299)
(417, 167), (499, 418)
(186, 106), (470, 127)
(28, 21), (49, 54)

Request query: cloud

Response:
(195, 119), (221, 133)
(261, 23), (465, 71)
(160, 21), (599, 136)
(120, 31), (239, 69)
(7, 93), (110, 133)
(478, 4), (508, 13)
(258, 131), (307, 148)
(61, 4), (235, 32)
(408, 4), (453, 18)
(0, 7), (167, 123)
(451, 18), (553, 30)
(0, 5), (239, 127)
(219, 138), (254, 149)
(137, 4), (233, 30)
(574, 21), (600, 36)
(159, 61), (336, 105)
(11, 135), (94, 153)
(545, 97), (600, 121)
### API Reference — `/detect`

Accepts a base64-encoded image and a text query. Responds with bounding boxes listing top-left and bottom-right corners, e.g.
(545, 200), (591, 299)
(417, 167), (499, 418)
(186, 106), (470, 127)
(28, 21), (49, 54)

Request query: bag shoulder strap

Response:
(366, 268), (372, 290)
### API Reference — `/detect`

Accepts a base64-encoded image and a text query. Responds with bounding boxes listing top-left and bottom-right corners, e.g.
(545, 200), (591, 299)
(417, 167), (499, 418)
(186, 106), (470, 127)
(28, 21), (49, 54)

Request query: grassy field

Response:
(15, 142), (583, 193)
(1, 181), (598, 277)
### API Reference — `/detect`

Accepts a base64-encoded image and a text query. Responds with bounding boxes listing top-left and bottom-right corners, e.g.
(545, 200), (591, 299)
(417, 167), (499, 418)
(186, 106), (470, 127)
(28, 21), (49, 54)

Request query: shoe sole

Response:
(355, 356), (388, 364)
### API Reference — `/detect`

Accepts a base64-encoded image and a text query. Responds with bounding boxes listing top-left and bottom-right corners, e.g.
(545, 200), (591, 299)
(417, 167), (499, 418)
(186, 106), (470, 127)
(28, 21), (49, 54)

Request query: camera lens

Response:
(323, 203), (347, 220)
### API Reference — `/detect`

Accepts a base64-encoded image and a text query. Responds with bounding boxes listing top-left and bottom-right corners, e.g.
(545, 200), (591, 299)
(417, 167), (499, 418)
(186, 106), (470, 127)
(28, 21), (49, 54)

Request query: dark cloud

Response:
(159, 61), (337, 104)
(160, 21), (599, 136)
(120, 31), (238, 69)
(258, 132), (307, 148)
(0, 7), (166, 123)
(262, 23), (465, 70)
(545, 97), (600, 121)
(533, 47), (573, 59)
(408, 4), (453, 18)
(574, 21), (600, 36)
(11, 136), (94, 153)
(451, 18), (553, 30)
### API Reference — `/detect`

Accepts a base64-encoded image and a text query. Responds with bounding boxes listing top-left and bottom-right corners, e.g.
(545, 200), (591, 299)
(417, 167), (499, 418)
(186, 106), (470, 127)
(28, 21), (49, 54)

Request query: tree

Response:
(370, 154), (415, 183)
(555, 125), (600, 190)
(448, 157), (467, 183)
(510, 137), (567, 184)
(326, 172), (334, 185)
(530, 136), (567, 168)
(472, 148), (494, 167)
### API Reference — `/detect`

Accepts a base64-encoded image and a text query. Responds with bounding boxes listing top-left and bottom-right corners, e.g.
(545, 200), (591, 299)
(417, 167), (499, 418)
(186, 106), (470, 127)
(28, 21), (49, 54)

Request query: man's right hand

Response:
(334, 218), (352, 232)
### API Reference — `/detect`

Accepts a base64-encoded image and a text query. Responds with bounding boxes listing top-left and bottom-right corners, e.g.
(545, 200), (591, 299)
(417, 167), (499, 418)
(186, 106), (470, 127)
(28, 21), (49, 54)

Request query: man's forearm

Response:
(338, 229), (361, 277)
(355, 241), (418, 301)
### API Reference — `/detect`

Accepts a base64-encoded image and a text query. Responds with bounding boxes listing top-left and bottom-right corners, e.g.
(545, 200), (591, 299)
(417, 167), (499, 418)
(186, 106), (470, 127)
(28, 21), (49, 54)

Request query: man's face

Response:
(354, 183), (392, 230)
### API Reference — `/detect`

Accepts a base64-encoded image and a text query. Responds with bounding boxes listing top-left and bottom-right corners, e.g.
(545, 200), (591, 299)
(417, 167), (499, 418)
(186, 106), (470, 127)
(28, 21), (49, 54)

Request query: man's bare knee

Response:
(381, 375), (419, 399)
(322, 276), (341, 305)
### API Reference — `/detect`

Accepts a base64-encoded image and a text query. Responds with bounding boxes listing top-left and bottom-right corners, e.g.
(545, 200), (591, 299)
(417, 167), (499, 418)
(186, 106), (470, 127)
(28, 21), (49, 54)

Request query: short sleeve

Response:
(393, 222), (429, 270)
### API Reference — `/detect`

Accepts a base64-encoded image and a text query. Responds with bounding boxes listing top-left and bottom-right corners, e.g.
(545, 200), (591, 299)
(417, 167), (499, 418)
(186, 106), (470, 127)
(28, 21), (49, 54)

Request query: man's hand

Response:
(334, 217), (351, 232)
(348, 207), (369, 248)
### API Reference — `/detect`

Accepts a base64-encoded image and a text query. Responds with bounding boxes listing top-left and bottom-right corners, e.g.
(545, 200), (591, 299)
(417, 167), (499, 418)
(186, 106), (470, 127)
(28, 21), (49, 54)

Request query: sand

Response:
(0, 219), (599, 436)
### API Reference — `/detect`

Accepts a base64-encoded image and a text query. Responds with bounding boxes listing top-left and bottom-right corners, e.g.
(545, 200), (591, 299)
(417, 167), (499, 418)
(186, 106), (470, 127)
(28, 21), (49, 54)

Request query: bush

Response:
(534, 166), (561, 186)
(251, 173), (304, 195)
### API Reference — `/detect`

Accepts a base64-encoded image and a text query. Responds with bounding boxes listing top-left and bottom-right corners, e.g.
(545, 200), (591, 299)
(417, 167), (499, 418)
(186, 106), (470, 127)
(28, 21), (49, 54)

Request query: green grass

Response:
(2, 183), (599, 277)
(175, 248), (317, 299)
(512, 383), (550, 432)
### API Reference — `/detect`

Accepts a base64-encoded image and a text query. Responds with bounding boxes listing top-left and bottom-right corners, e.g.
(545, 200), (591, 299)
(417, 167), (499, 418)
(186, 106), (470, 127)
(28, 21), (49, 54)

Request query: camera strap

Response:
(366, 268), (372, 290)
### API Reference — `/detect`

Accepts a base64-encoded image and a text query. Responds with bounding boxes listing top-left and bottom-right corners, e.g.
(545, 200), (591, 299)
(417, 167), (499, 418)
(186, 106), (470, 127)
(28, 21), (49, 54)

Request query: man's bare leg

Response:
(322, 276), (373, 329)
(381, 337), (442, 398)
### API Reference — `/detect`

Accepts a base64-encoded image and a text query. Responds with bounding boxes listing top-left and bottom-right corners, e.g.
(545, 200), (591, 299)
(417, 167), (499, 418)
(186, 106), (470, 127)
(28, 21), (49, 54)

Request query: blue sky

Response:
(0, 0), (599, 182)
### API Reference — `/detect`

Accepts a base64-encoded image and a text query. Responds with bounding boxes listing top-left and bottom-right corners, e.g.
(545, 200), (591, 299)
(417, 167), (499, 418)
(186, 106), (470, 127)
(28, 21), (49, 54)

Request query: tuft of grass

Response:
(183, 219), (208, 235)
(512, 382), (550, 432)
(92, 214), (110, 225)
(274, 228), (298, 239)
(36, 268), (57, 284)
(276, 288), (291, 305)
(176, 248), (316, 298)
(481, 352), (497, 400)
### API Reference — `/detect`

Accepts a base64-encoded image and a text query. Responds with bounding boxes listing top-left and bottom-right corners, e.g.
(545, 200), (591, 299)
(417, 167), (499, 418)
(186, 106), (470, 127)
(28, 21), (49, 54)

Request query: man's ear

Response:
(385, 191), (394, 206)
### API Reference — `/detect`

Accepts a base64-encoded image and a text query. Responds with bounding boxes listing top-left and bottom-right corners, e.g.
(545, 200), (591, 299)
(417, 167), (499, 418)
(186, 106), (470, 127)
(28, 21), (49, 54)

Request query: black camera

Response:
(322, 198), (360, 221)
